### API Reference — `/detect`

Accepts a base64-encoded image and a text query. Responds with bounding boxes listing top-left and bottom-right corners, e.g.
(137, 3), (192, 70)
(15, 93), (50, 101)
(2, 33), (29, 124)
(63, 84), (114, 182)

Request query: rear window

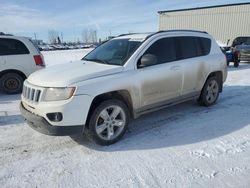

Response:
(0, 38), (30, 56)
(29, 39), (41, 53)
(177, 36), (211, 60)
(232, 37), (250, 46)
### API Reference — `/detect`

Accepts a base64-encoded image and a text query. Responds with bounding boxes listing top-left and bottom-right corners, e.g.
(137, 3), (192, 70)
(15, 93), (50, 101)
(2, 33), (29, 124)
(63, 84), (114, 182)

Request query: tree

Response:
(82, 29), (97, 44)
(48, 30), (59, 44)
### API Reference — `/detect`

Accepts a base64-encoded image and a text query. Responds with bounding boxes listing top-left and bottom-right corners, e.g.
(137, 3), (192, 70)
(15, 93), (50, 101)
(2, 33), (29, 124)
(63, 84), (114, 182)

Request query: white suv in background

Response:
(0, 34), (45, 94)
(20, 30), (227, 145)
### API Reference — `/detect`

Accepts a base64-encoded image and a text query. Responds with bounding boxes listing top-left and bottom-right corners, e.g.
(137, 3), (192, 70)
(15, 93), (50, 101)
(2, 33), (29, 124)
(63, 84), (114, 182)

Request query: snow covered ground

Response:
(0, 50), (250, 188)
(42, 49), (93, 66)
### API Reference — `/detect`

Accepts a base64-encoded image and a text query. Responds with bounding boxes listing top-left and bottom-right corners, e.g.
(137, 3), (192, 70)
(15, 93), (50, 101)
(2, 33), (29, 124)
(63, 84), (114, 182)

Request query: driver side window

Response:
(143, 37), (177, 66)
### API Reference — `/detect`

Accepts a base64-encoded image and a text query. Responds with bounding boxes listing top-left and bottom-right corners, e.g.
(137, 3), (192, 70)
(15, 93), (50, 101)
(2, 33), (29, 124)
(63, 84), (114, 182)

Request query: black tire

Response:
(227, 61), (229, 66)
(87, 99), (130, 145)
(198, 76), (220, 107)
(234, 61), (239, 68)
(0, 73), (24, 94)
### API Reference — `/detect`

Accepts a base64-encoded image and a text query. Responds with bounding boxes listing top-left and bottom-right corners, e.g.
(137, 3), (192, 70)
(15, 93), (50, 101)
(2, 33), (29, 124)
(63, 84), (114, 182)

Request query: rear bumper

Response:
(20, 102), (83, 136)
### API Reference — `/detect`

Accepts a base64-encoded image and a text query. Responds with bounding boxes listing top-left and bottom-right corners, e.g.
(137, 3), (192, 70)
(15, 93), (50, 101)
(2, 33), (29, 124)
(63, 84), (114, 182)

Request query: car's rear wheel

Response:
(87, 99), (129, 145)
(198, 77), (220, 106)
(0, 73), (24, 94)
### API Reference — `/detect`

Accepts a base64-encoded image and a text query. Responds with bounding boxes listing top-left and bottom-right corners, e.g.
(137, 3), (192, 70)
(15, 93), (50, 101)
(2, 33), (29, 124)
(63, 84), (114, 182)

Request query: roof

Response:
(0, 35), (29, 41)
(158, 2), (250, 14)
(0, 32), (13, 36)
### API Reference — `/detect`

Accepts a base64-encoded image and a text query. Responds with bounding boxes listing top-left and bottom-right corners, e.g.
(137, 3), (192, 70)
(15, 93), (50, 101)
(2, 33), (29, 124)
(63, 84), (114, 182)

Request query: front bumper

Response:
(20, 102), (83, 136)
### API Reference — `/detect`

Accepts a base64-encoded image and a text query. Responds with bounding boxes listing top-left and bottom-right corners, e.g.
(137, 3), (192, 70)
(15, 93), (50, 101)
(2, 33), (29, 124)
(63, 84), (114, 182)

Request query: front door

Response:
(136, 37), (183, 110)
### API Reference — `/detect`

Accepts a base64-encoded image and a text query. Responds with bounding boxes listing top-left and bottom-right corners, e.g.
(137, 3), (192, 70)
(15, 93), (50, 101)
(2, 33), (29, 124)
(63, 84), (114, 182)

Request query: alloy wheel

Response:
(95, 105), (126, 141)
(206, 80), (219, 104)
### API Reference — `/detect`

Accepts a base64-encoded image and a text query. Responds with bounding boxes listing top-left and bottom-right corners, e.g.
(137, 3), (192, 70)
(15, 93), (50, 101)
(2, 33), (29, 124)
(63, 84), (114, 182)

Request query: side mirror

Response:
(139, 54), (157, 68)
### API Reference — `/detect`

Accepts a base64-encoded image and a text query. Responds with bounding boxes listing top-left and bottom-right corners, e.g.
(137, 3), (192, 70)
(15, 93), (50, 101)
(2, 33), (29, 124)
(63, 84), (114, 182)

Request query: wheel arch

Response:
(0, 69), (27, 80)
(204, 71), (223, 92)
(85, 90), (133, 128)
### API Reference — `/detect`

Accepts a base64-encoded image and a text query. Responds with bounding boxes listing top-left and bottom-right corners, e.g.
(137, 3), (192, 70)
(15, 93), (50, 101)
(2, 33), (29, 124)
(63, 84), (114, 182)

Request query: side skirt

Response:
(134, 92), (200, 119)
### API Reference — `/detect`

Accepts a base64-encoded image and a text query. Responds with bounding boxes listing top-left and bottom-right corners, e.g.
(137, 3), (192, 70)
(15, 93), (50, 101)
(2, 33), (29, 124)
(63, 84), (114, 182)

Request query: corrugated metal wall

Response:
(159, 4), (250, 45)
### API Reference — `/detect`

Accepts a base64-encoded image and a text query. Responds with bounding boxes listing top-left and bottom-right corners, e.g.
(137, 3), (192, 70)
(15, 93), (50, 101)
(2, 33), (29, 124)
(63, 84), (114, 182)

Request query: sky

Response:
(0, 0), (249, 43)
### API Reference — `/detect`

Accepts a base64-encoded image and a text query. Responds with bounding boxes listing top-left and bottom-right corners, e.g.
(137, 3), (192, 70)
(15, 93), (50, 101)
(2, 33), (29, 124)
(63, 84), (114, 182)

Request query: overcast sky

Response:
(0, 0), (249, 42)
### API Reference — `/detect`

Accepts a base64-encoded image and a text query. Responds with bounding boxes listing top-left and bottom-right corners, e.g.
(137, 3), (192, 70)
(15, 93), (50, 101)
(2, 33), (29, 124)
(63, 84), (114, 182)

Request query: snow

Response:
(42, 49), (92, 66)
(216, 40), (228, 47)
(1, 50), (250, 187)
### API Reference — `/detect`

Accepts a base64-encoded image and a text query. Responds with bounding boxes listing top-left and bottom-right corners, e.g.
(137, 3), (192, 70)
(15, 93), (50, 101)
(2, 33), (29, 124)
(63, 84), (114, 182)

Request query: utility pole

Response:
(34, 32), (37, 44)
(61, 32), (63, 43)
(74, 24), (76, 43)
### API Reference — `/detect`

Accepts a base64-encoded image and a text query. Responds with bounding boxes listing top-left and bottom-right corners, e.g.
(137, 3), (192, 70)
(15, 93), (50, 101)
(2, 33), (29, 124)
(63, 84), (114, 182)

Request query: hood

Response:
(28, 60), (124, 87)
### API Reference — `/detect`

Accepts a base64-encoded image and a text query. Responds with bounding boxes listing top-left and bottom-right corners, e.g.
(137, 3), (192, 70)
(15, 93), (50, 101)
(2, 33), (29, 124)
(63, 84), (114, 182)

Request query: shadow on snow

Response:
(71, 85), (250, 151)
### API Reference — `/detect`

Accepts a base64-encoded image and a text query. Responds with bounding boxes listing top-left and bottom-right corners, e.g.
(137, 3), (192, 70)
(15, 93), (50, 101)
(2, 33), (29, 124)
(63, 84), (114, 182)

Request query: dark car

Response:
(219, 46), (234, 66)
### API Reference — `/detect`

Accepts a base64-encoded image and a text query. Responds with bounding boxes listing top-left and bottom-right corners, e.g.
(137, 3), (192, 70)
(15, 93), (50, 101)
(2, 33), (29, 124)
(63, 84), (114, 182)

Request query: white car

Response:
(20, 30), (227, 145)
(0, 34), (45, 94)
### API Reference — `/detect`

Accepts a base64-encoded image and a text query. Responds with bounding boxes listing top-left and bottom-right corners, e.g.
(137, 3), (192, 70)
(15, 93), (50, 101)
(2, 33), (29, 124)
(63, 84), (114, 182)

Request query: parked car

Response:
(217, 41), (235, 67)
(231, 36), (250, 66)
(0, 35), (45, 94)
(20, 30), (227, 145)
(38, 44), (51, 51)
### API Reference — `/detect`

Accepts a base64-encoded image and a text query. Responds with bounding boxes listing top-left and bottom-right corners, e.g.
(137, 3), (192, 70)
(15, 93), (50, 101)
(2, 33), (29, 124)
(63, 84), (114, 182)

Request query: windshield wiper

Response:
(83, 58), (108, 64)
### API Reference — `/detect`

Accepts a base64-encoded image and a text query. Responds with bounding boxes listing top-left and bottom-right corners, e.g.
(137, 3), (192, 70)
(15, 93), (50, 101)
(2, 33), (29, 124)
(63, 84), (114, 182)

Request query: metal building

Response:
(158, 3), (250, 45)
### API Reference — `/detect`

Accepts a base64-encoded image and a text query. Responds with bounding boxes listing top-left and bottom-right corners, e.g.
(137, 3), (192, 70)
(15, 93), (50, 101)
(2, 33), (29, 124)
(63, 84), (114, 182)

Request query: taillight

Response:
(33, 55), (44, 66)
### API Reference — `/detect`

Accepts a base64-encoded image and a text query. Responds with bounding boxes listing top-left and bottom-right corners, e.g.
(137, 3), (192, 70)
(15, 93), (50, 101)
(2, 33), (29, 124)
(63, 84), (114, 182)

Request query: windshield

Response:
(82, 39), (142, 66)
(232, 37), (250, 47)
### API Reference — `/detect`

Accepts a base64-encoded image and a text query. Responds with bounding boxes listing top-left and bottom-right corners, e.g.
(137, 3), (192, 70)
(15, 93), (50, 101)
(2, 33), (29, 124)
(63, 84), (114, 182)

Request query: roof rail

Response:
(157, 29), (208, 34)
(145, 29), (208, 40)
(0, 32), (13, 36)
(117, 33), (140, 37)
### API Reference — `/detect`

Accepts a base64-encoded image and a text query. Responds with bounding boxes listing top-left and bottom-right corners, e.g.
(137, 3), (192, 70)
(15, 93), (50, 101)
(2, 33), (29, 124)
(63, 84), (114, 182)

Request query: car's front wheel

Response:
(198, 77), (220, 106)
(0, 73), (24, 94)
(87, 99), (129, 145)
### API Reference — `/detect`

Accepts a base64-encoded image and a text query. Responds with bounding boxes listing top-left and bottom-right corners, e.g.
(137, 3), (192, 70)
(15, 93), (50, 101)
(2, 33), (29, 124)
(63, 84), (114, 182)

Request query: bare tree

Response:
(82, 29), (97, 44)
(82, 29), (89, 43)
(48, 29), (59, 44)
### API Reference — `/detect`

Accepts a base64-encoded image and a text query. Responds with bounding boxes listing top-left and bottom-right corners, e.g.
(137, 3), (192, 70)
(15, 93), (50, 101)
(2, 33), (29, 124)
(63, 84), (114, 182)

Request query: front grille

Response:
(22, 83), (42, 103)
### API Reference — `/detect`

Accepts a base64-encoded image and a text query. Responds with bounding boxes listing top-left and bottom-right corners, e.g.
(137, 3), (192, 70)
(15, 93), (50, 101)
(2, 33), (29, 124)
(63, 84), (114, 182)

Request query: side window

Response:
(143, 37), (177, 65)
(0, 38), (30, 56)
(178, 37), (197, 59)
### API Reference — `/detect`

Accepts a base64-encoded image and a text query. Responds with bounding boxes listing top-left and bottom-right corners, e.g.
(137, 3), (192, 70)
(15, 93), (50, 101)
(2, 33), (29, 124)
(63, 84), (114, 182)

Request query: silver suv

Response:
(20, 30), (227, 145)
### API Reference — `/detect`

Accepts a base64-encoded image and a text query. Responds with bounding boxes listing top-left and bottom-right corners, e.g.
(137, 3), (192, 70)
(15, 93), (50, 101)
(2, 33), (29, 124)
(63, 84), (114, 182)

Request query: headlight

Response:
(43, 87), (76, 101)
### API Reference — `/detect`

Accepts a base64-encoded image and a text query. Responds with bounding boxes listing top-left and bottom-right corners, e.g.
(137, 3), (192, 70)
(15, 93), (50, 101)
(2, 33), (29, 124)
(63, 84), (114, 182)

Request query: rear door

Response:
(178, 36), (211, 95)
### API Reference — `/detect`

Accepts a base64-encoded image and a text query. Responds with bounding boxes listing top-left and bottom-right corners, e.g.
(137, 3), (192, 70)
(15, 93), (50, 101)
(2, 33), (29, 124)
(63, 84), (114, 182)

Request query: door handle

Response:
(170, 65), (180, 71)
